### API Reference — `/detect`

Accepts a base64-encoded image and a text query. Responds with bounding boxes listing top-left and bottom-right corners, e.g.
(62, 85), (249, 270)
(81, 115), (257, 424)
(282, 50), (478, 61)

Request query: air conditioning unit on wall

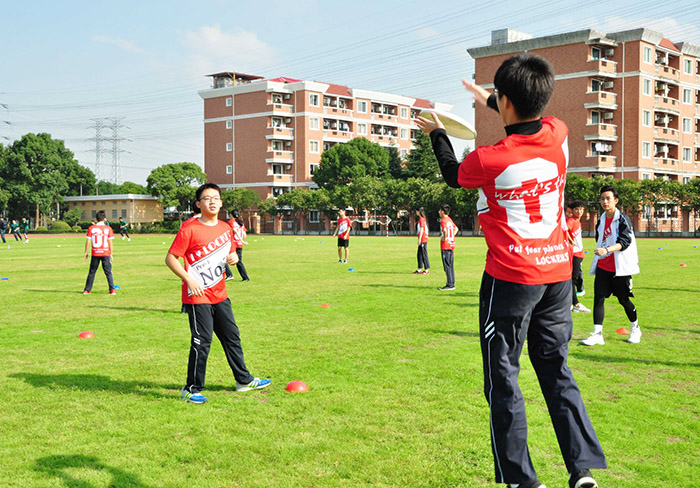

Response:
(603, 81), (614, 89)
(603, 112), (614, 120)
(605, 49), (614, 57)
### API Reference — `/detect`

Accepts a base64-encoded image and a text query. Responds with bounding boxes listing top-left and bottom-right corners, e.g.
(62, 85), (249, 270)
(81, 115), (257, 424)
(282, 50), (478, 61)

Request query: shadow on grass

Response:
(635, 286), (696, 294)
(36, 454), (152, 488)
(424, 328), (479, 338)
(569, 351), (700, 368)
(10, 373), (180, 398)
(90, 305), (182, 314)
(26, 289), (86, 295)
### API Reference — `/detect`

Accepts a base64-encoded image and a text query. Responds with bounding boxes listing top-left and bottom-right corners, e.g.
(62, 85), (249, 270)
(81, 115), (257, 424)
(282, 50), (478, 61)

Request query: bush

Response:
(78, 221), (92, 230)
(72, 225), (82, 233)
(49, 221), (72, 232)
(34, 226), (48, 233)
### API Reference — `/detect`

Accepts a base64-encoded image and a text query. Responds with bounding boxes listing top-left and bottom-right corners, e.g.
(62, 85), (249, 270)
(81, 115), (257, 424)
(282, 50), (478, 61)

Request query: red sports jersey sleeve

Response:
(457, 117), (572, 285)
(168, 220), (233, 305)
(86, 224), (113, 256)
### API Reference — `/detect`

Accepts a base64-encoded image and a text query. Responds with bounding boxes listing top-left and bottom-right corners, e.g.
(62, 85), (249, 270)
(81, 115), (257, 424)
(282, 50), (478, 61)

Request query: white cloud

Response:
(92, 35), (149, 55)
(181, 25), (277, 73)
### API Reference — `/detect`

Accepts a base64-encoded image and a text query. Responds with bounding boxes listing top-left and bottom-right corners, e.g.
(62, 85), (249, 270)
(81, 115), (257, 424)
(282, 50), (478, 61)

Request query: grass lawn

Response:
(0, 234), (698, 487)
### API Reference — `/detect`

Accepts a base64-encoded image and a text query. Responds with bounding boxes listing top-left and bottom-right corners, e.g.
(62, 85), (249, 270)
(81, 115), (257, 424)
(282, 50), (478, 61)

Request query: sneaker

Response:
(109, 289), (116, 295)
(342, 259), (347, 264)
(627, 324), (642, 344)
(181, 388), (207, 404)
(128, 238), (131, 241)
(422, 270), (430, 275)
(569, 469), (597, 488)
(510, 480), (547, 488)
(235, 377), (271, 392)
(338, 259), (343, 264)
(83, 290), (91, 295)
(413, 270), (423, 274)
(581, 331), (604, 346)
(439, 286), (456, 291)
(576, 290), (586, 297)
(121, 236), (125, 240)
(225, 275), (236, 281)
(572, 303), (591, 313)
(242, 278), (250, 282)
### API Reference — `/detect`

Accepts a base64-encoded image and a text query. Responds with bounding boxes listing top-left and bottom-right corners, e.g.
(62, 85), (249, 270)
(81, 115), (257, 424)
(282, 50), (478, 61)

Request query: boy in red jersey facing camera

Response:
(166, 183), (270, 404)
(83, 210), (116, 295)
(417, 54), (605, 488)
(332, 208), (352, 263)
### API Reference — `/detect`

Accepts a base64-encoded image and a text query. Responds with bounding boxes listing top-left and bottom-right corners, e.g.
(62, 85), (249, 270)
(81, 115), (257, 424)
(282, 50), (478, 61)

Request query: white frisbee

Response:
(419, 109), (476, 140)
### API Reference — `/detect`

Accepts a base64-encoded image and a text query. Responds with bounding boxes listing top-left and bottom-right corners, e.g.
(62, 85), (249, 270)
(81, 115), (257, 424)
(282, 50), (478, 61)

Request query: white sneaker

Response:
(627, 324), (642, 343)
(581, 331), (604, 346)
(572, 303), (591, 313)
(576, 290), (586, 297)
(122, 236), (125, 240)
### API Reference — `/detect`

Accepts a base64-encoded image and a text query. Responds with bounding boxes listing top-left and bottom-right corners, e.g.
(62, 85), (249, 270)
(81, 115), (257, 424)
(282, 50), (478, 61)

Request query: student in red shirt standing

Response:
(83, 210), (116, 295)
(166, 183), (270, 404)
(567, 201), (590, 313)
(414, 207), (431, 275)
(227, 209), (250, 282)
(439, 205), (457, 290)
(332, 208), (352, 263)
(417, 54), (605, 488)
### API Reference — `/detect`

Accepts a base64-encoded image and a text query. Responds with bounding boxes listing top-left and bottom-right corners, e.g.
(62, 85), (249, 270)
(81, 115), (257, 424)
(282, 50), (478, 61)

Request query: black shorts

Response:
(594, 267), (634, 299)
(337, 238), (349, 248)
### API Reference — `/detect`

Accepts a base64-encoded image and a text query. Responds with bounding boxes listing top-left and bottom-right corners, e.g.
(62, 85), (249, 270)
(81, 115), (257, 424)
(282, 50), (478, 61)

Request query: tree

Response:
(403, 131), (440, 181)
(257, 197), (278, 217)
(96, 180), (120, 195)
(63, 207), (83, 226)
(277, 188), (313, 232)
(118, 181), (148, 194)
(386, 146), (404, 179)
(221, 187), (260, 212)
(614, 178), (642, 216)
(640, 178), (669, 233)
(312, 138), (389, 190)
(565, 174), (595, 208)
(146, 163), (206, 220)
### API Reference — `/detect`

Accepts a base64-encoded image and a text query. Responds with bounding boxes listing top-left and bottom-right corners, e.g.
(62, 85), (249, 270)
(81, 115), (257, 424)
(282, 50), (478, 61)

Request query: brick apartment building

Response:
(468, 28), (700, 232)
(198, 73), (451, 201)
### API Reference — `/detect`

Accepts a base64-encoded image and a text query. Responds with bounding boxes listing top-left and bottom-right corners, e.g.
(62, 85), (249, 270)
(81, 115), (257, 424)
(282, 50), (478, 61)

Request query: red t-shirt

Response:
(418, 217), (429, 244)
(457, 116), (572, 285)
(566, 217), (584, 259)
(597, 217), (616, 272)
(440, 217), (456, 250)
(228, 220), (246, 249)
(337, 217), (351, 240)
(86, 224), (113, 256)
(168, 219), (233, 305)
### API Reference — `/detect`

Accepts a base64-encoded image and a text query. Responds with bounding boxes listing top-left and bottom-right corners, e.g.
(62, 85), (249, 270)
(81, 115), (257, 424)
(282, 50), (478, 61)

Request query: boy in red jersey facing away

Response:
(438, 205), (457, 290)
(581, 185), (640, 346)
(166, 183), (270, 404)
(83, 210), (116, 295)
(332, 208), (352, 263)
(417, 54), (605, 488)
(414, 207), (431, 275)
(567, 201), (590, 313)
(227, 209), (250, 282)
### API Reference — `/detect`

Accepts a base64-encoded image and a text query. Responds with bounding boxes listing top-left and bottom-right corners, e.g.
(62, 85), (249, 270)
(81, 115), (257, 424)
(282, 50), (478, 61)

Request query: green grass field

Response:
(1, 234), (698, 487)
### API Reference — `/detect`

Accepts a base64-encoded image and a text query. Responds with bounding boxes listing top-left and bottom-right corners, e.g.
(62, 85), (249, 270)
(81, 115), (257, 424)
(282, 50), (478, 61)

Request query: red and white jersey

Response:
(168, 220), (233, 305)
(86, 223), (113, 256)
(228, 220), (246, 248)
(337, 217), (351, 240)
(418, 217), (429, 243)
(440, 217), (457, 250)
(566, 217), (584, 259)
(457, 117), (571, 285)
(597, 217), (615, 272)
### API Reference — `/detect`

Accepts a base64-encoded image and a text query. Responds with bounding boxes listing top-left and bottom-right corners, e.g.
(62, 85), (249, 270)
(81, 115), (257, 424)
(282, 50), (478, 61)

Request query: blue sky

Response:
(2, 0), (699, 185)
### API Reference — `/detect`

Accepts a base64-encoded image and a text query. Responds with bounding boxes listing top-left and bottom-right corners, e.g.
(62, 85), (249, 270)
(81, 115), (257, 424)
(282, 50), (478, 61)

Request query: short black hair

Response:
(599, 185), (618, 199)
(195, 183), (221, 201)
(440, 204), (451, 215)
(96, 210), (106, 222)
(568, 200), (585, 209)
(493, 53), (555, 120)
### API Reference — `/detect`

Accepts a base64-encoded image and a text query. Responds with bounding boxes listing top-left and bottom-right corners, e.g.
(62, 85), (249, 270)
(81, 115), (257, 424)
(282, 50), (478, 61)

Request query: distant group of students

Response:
(412, 205), (458, 291)
(0, 217), (30, 244)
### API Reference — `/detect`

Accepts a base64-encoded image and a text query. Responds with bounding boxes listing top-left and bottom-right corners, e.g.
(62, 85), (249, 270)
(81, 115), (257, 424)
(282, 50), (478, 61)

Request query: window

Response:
(309, 94), (319, 107)
(591, 111), (600, 124)
(309, 210), (320, 223)
(591, 79), (602, 92)
(309, 163), (319, 175)
(684, 58), (693, 74)
(357, 101), (367, 113)
(272, 117), (283, 128)
(112, 210), (118, 219)
(309, 117), (319, 130)
(121, 209), (127, 218)
(642, 78), (652, 96)
(683, 147), (692, 163)
(81, 211), (86, 219)
(400, 107), (409, 118)
(642, 141), (651, 159)
(226, 97), (232, 107)
(81, 202), (85, 206)
(226, 143), (232, 152)
(400, 149), (408, 159)
(93, 202), (96, 206)
(226, 165), (232, 174)
(309, 140), (320, 153)
(683, 176), (691, 184)
(642, 173), (651, 180)
(357, 123), (367, 135)
(643, 46), (652, 64)
(642, 110), (651, 127)
(400, 128), (408, 139)
(272, 94), (283, 104)
(683, 118), (692, 133)
(226, 120), (232, 129)
(91, 210), (96, 219)
(591, 47), (601, 60)
(682, 88), (692, 104)
(272, 141), (283, 151)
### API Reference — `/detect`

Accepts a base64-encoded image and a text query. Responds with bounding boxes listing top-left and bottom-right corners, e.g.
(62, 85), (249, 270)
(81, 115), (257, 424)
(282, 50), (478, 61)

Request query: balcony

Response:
(323, 129), (353, 141)
(655, 64), (680, 81)
(654, 126), (680, 141)
(267, 173), (293, 185)
(654, 157), (679, 168)
(583, 91), (617, 109)
(268, 103), (294, 114)
(654, 96), (680, 113)
(586, 154), (617, 168)
(588, 58), (617, 74)
(266, 126), (294, 140)
(584, 123), (617, 141)
(324, 106), (354, 117)
(265, 150), (294, 163)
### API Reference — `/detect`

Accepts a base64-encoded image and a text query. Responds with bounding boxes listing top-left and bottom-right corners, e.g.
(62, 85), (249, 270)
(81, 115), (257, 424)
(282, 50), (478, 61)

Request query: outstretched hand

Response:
(462, 79), (490, 107)
(414, 113), (444, 134)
